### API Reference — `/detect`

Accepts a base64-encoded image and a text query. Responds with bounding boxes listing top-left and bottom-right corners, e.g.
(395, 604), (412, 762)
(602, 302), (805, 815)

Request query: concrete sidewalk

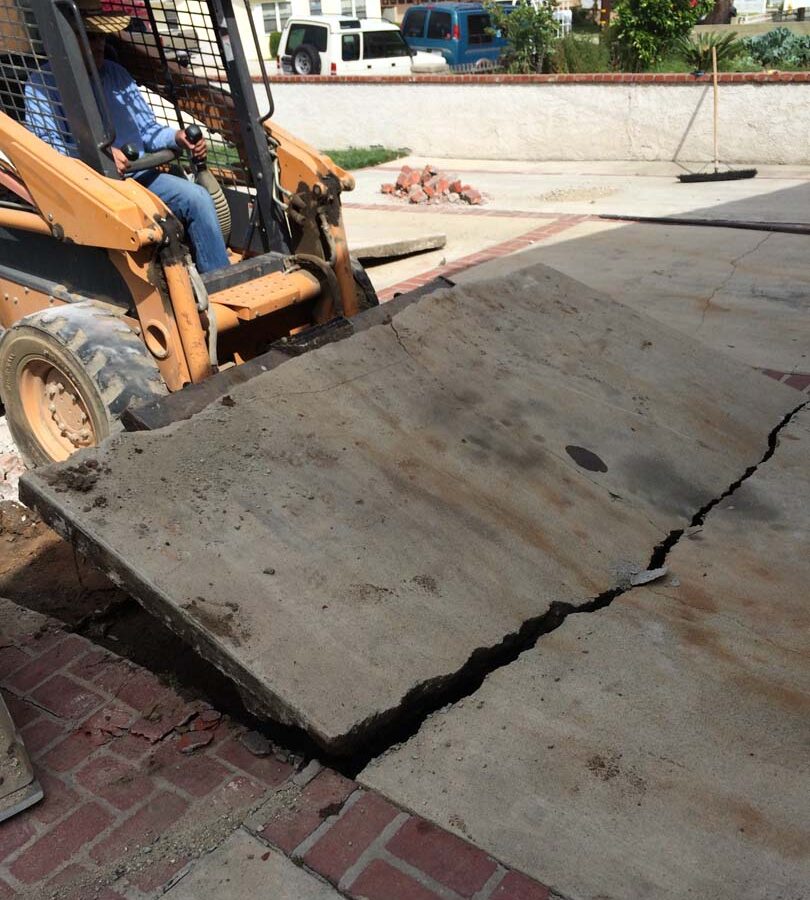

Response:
(344, 159), (810, 382)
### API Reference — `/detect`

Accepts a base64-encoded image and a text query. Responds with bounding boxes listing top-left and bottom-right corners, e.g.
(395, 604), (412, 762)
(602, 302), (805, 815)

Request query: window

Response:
(342, 33), (360, 60)
(341, 0), (366, 16)
(363, 30), (410, 58)
(402, 9), (426, 37)
(286, 22), (328, 52)
(309, 0), (321, 13)
(466, 13), (492, 44)
(427, 11), (452, 39)
(262, 1), (292, 33)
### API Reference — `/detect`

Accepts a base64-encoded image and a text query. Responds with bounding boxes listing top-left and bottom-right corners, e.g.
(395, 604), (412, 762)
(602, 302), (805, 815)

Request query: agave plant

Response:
(673, 31), (742, 71)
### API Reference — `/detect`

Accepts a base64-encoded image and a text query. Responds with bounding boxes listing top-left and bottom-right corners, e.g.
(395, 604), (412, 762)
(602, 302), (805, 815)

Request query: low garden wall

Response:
(259, 72), (810, 164)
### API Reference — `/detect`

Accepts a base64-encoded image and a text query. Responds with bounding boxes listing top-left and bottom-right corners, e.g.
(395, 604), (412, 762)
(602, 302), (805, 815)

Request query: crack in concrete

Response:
(695, 232), (772, 333)
(342, 399), (807, 774)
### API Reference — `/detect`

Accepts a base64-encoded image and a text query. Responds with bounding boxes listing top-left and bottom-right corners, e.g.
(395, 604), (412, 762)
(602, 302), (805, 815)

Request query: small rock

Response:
(240, 730), (272, 757)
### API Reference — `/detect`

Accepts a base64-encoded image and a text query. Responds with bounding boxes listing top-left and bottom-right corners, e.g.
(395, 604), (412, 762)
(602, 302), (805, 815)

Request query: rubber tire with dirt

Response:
(0, 302), (167, 467)
(292, 43), (321, 75)
(350, 257), (379, 311)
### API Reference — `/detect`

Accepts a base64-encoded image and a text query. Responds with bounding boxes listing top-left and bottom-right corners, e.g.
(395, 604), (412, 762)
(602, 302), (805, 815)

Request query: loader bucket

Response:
(19, 266), (802, 754)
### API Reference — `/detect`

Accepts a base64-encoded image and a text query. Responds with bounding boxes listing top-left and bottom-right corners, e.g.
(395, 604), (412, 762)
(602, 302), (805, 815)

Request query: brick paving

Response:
(377, 216), (589, 302)
(1, 608), (552, 899)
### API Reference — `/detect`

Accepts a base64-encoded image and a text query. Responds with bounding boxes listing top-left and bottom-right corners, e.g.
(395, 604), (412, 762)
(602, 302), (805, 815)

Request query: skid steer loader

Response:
(0, 0), (378, 466)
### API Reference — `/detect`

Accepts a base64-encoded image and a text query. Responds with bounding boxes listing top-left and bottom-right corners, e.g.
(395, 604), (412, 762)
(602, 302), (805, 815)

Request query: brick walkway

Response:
(0, 602), (551, 899)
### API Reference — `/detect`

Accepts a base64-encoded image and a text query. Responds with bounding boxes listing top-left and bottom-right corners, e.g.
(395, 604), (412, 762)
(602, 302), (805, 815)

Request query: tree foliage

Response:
(485, 0), (560, 74)
(613, 0), (714, 69)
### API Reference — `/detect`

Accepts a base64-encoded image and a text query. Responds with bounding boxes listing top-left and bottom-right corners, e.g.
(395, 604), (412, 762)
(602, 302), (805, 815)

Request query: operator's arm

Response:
(24, 71), (77, 156)
(106, 61), (177, 152)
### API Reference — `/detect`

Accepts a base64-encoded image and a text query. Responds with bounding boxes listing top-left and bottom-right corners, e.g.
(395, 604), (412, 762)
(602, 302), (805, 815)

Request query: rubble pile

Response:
(381, 165), (483, 205)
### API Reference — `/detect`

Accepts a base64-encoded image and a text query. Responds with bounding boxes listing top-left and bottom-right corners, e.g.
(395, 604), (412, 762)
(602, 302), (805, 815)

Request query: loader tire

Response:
(351, 257), (380, 311)
(0, 302), (167, 467)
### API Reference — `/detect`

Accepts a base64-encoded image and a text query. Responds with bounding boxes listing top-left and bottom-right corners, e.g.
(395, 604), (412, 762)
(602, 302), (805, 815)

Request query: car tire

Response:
(292, 44), (321, 75)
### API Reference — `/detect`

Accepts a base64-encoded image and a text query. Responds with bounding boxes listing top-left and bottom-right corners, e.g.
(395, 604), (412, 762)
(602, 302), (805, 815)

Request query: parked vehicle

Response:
(278, 15), (447, 76)
(401, 2), (508, 69)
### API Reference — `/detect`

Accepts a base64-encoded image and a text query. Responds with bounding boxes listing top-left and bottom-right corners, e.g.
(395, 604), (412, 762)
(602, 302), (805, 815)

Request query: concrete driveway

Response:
(347, 159), (810, 899)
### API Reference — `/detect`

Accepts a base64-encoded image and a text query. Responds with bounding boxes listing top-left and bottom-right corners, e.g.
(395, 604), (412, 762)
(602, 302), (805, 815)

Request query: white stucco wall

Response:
(261, 80), (810, 164)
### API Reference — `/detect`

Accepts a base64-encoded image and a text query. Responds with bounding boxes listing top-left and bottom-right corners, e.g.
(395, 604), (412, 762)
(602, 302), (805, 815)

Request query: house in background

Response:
(251, 0), (382, 38)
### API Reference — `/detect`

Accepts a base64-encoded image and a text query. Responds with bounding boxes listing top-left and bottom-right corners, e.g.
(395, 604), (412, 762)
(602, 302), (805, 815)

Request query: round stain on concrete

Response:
(565, 445), (608, 473)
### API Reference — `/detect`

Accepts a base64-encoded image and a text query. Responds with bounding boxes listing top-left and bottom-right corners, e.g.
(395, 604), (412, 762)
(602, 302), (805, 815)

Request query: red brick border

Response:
(377, 215), (589, 301)
(252, 768), (549, 900)
(2, 615), (552, 899)
(261, 71), (810, 85)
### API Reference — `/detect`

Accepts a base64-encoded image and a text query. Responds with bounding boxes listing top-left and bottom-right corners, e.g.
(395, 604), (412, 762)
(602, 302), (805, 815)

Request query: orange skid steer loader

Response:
(0, 0), (378, 466)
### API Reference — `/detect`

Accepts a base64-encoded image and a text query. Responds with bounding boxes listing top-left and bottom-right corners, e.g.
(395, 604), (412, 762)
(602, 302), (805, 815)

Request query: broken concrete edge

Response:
(14, 471), (566, 762)
(354, 234), (447, 262)
(15, 474), (318, 741)
(0, 695), (43, 823)
(122, 277), (456, 433)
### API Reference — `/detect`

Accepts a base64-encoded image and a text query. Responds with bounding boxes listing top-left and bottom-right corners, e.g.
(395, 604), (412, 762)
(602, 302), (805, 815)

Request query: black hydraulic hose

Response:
(600, 213), (810, 236)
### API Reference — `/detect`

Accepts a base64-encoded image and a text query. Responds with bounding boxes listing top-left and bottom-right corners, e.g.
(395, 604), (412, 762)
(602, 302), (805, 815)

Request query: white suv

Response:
(278, 15), (447, 76)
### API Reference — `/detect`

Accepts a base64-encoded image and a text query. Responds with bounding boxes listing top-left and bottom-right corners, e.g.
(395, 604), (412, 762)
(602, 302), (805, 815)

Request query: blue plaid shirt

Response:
(25, 61), (177, 159)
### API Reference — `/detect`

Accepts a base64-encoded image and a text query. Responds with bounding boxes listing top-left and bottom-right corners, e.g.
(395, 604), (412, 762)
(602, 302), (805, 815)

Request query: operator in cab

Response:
(24, 0), (229, 274)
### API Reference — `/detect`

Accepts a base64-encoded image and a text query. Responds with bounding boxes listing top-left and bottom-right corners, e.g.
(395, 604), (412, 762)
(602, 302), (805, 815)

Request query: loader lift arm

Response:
(0, 0), (375, 466)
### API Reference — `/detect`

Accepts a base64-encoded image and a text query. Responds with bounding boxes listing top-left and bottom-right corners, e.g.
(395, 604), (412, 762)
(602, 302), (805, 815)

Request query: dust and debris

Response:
(350, 583), (393, 603)
(221, 395), (236, 408)
(45, 459), (107, 494)
(412, 574), (438, 594)
(538, 186), (617, 203)
(586, 752), (647, 795)
(181, 597), (248, 646)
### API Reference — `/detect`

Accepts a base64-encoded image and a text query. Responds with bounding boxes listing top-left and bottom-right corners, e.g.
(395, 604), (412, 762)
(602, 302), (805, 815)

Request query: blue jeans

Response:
(136, 171), (230, 274)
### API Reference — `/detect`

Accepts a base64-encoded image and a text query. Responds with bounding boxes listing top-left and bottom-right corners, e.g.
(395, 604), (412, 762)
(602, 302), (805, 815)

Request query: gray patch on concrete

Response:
(360, 407), (810, 900)
(162, 829), (341, 899)
(20, 263), (800, 753)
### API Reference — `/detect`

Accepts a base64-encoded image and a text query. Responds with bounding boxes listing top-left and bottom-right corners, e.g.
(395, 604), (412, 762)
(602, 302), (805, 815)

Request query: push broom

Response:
(678, 46), (757, 183)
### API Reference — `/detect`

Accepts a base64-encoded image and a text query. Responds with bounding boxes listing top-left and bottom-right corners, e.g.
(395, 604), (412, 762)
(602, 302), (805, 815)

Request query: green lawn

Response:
(321, 146), (410, 170)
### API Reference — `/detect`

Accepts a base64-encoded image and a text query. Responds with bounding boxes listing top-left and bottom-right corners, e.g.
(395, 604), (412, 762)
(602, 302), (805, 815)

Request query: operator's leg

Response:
(136, 172), (229, 274)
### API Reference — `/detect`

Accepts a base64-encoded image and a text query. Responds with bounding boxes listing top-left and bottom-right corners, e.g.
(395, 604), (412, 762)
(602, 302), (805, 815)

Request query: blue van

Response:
(400, 3), (509, 68)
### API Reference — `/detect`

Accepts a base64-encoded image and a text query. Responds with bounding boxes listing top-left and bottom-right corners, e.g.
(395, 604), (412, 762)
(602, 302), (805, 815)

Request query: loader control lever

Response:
(184, 125), (208, 170)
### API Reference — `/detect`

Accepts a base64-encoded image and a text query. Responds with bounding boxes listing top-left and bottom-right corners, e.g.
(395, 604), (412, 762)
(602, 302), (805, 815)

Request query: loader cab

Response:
(0, 0), (290, 255)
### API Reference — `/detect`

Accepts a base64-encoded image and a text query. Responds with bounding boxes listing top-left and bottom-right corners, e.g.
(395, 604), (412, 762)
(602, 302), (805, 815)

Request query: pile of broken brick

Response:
(381, 164), (483, 205)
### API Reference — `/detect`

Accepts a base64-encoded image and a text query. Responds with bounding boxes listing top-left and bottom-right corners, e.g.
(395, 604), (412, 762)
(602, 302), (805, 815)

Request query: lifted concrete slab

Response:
(163, 829), (341, 899)
(360, 406), (810, 900)
(20, 264), (801, 753)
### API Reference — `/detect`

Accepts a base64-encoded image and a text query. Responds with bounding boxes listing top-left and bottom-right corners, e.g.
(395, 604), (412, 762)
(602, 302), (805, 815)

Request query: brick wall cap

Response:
(255, 71), (810, 86)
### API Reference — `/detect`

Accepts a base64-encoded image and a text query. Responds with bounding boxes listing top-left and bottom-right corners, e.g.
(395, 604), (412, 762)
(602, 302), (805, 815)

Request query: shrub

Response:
(742, 27), (810, 68)
(485, 0), (559, 74)
(551, 34), (612, 72)
(612, 0), (714, 70)
(269, 30), (282, 58)
(672, 30), (743, 70)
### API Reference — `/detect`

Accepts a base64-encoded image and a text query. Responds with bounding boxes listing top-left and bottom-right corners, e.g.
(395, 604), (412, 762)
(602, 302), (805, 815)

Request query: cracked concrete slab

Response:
(360, 406), (810, 900)
(162, 828), (341, 899)
(455, 222), (810, 374)
(20, 264), (801, 753)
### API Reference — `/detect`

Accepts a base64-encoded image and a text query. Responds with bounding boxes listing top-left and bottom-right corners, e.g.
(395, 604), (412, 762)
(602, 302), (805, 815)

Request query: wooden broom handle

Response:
(712, 45), (719, 170)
